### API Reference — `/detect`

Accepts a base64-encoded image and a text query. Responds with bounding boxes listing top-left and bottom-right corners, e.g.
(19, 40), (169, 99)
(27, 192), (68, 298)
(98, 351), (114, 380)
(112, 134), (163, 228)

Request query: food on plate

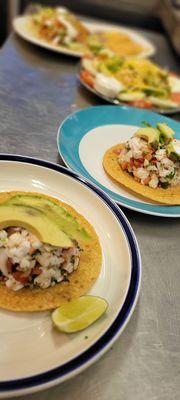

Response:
(23, 6), (152, 58)
(52, 295), (108, 333)
(30, 6), (89, 52)
(103, 123), (180, 204)
(88, 31), (144, 58)
(0, 192), (102, 312)
(80, 55), (180, 110)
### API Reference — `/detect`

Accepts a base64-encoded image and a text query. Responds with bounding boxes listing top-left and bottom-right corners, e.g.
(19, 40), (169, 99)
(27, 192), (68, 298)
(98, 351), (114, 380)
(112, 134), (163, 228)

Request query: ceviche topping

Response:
(118, 123), (180, 189)
(0, 227), (81, 291)
(32, 6), (89, 50)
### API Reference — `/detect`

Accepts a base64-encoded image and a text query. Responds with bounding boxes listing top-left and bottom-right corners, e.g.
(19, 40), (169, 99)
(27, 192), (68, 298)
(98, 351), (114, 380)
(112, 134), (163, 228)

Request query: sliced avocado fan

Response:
(5, 194), (91, 242)
(157, 123), (174, 144)
(134, 127), (160, 149)
(0, 204), (72, 247)
(167, 141), (180, 161)
(135, 123), (176, 149)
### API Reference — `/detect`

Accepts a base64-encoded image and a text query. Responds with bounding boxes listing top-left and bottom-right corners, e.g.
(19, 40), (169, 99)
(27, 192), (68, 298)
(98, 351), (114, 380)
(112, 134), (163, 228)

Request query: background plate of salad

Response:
(79, 56), (180, 114)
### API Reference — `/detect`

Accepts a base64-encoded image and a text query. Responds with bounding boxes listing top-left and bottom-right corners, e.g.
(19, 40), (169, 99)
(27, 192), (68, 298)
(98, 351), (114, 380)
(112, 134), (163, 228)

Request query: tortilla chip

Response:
(103, 144), (180, 205)
(0, 192), (102, 312)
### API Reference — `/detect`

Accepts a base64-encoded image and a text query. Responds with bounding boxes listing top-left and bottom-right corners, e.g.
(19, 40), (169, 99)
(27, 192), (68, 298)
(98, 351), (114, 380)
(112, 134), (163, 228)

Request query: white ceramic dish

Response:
(13, 16), (155, 58)
(0, 155), (141, 398)
(79, 70), (180, 115)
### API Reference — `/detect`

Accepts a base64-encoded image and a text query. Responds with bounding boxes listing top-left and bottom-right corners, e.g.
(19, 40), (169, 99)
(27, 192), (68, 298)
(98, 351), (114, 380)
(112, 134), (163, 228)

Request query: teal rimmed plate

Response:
(57, 105), (180, 217)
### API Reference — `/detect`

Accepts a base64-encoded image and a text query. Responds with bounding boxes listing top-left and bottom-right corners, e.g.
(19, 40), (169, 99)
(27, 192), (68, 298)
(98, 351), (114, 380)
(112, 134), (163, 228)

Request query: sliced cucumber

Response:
(149, 96), (178, 108)
(118, 91), (145, 102)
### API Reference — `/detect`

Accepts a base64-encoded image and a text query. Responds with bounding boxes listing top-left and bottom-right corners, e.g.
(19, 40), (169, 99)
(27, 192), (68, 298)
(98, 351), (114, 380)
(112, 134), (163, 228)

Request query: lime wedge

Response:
(52, 296), (108, 333)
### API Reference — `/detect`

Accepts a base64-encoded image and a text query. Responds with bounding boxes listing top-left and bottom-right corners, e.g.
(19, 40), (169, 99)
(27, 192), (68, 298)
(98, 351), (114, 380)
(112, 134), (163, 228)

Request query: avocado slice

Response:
(148, 96), (178, 109)
(167, 141), (180, 161)
(0, 204), (72, 247)
(88, 34), (103, 54)
(98, 63), (112, 77)
(118, 91), (145, 102)
(104, 57), (124, 73)
(157, 123), (174, 144)
(142, 87), (168, 97)
(134, 127), (160, 149)
(6, 194), (91, 242)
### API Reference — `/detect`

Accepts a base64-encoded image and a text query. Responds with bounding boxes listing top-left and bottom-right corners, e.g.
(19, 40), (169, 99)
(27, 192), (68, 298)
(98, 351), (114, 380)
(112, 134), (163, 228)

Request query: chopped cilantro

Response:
(159, 181), (169, 189)
(63, 277), (70, 282)
(71, 255), (75, 264)
(33, 250), (41, 257)
(105, 57), (124, 73)
(142, 121), (152, 128)
(167, 171), (175, 179)
(169, 152), (179, 162)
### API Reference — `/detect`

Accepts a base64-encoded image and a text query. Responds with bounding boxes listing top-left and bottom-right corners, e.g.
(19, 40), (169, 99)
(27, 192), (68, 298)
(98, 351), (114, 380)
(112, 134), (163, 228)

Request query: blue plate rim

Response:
(0, 154), (141, 395)
(57, 105), (180, 218)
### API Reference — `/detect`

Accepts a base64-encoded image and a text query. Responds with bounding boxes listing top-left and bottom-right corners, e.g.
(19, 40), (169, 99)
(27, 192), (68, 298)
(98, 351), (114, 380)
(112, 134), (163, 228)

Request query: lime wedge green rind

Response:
(52, 295), (108, 333)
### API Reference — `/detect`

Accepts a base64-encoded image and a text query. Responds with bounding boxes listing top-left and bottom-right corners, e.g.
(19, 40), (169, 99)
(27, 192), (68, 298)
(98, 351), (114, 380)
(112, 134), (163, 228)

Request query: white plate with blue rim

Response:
(0, 155), (141, 398)
(57, 105), (180, 217)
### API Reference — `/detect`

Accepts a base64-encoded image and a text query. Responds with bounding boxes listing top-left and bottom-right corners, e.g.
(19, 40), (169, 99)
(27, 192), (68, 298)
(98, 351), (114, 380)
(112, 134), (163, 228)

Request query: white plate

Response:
(79, 70), (180, 115)
(0, 155), (141, 398)
(13, 15), (155, 58)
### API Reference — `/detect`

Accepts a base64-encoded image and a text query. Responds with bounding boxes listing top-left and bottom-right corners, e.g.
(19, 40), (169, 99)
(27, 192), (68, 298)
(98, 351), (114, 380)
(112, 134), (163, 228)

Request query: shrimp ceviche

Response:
(31, 6), (89, 52)
(0, 192), (102, 312)
(118, 123), (180, 189)
(0, 227), (80, 291)
(103, 123), (180, 205)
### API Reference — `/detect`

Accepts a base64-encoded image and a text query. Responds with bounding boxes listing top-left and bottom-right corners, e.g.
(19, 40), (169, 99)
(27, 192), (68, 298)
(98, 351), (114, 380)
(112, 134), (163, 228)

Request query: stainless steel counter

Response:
(0, 21), (180, 400)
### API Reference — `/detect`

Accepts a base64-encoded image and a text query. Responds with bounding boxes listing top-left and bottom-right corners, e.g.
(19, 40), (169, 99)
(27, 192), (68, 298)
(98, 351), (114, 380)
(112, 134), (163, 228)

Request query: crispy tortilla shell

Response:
(0, 192), (102, 312)
(103, 144), (180, 205)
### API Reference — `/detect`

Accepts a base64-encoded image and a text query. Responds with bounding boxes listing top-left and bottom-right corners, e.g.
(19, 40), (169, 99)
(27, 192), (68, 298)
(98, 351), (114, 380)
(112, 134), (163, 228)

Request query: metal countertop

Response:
(0, 19), (179, 400)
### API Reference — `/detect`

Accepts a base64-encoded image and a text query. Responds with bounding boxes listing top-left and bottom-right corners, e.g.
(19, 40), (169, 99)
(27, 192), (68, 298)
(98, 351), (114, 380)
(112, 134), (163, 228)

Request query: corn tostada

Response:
(0, 192), (102, 312)
(103, 123), (180, 204)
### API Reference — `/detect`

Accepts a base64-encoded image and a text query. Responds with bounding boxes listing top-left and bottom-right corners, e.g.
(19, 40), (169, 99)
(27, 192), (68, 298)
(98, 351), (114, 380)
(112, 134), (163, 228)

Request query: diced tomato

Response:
(121, 161), (128, 170)
(147, 147), (154, 154)
(6, 258), (13, 273)
(134, 158), (144, 167)
(130, 158), (134, 168)
(136, 157), (144, 163)
(31, 267), (42, 276)
(144, 153), (152, 161)
(128, 100), (153, 109)
(12, 272), (29, 284)
(29, 247), (36, 255)
(151, 158), (157, 165)
(80, 70), (95, 87)
(143, 177), (151, 185)
(169, 71), (178, 77)
(170, 93), (180, 104)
